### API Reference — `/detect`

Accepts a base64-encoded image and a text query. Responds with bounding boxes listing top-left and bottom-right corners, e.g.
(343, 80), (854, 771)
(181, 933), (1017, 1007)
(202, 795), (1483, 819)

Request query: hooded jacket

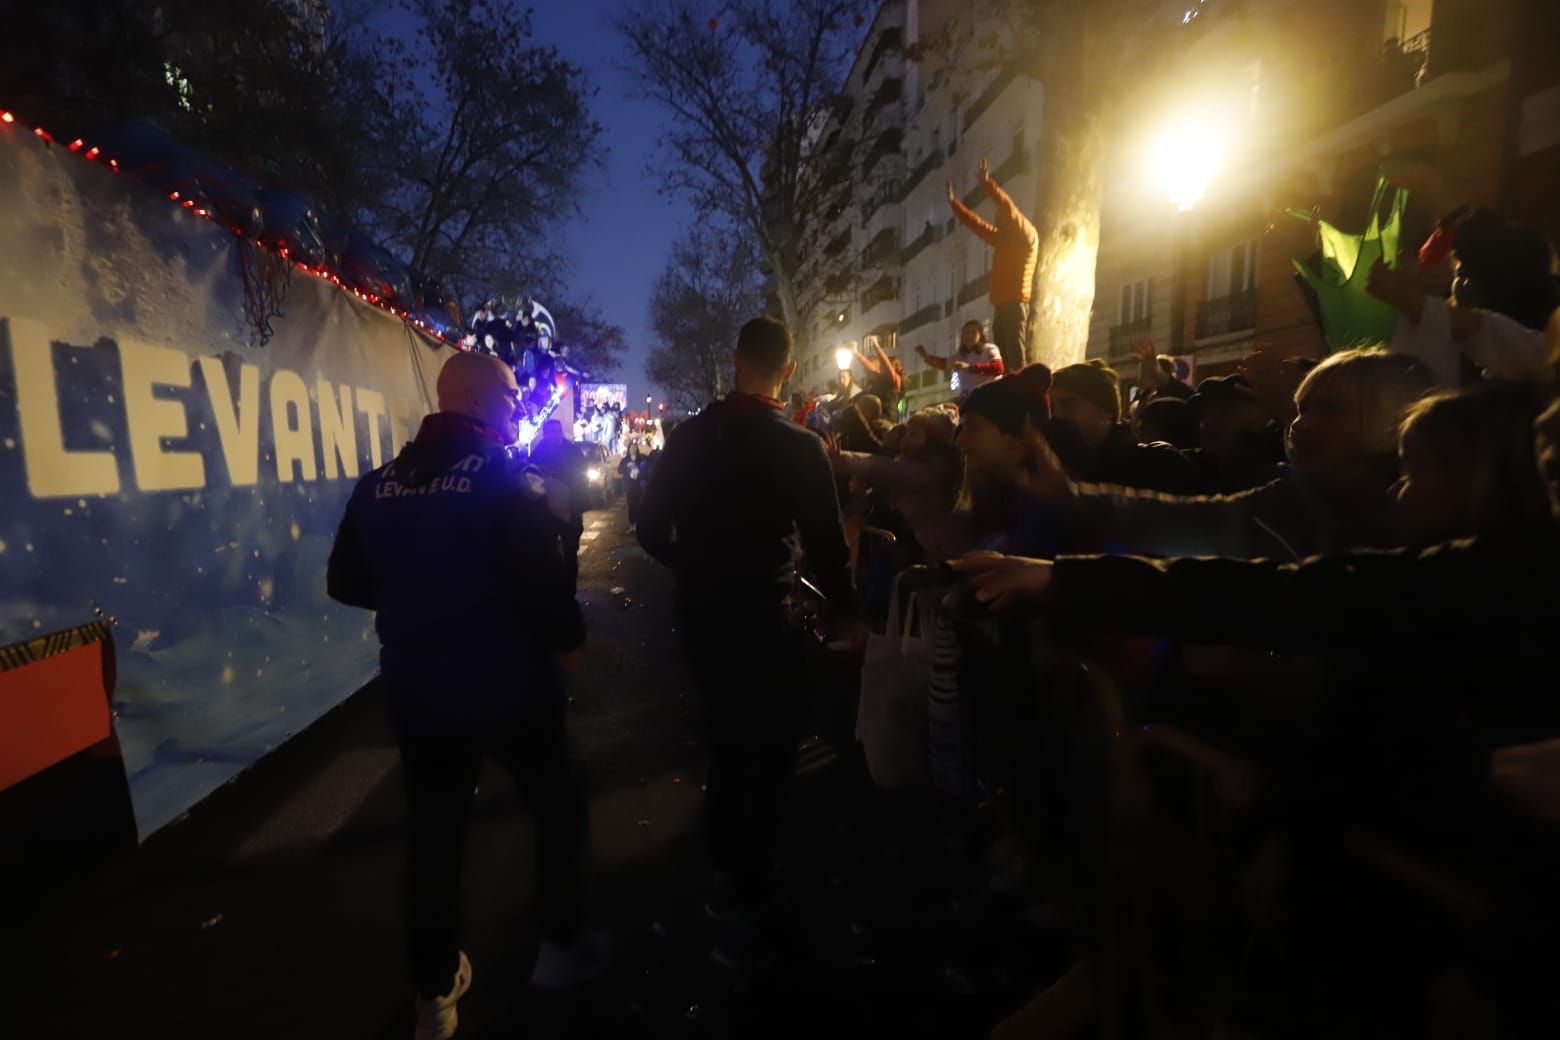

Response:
(328, 413), (584, 725)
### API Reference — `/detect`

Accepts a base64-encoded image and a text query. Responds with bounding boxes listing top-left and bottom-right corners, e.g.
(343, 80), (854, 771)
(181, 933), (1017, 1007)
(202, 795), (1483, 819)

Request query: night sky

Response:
(529, 0), (695, 406)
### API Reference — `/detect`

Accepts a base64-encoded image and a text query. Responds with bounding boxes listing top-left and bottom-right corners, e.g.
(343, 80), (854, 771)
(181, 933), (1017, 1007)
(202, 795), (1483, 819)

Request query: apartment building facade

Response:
(1086, 0), (1560, 385)
(792, 0), (1047, 412)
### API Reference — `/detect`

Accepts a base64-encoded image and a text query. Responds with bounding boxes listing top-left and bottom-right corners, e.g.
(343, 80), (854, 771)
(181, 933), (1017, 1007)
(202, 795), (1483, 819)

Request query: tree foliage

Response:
(355, 0), (604, 305)
(646, 224), (768, 410)
(2, 0), (623, 374)
(615, 0), (870, 346)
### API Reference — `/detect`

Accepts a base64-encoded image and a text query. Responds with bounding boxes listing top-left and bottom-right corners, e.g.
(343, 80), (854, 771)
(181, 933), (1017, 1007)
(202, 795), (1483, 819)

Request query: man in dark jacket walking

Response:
(637, 316), (854, 928)
(328, 352), (601, 1040)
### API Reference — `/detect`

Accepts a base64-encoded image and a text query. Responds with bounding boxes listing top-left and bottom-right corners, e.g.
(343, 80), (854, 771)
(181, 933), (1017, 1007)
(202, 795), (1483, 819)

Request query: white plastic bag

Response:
(856, 574), (936, 791)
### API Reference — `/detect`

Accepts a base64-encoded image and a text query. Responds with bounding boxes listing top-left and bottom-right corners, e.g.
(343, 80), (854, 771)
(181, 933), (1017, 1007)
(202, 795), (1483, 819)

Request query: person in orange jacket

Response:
(948, 156), (1039, 373)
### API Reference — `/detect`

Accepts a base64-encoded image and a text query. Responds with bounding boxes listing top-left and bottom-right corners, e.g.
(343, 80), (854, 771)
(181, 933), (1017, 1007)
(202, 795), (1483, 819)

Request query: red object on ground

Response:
(0, 640), (113, 792)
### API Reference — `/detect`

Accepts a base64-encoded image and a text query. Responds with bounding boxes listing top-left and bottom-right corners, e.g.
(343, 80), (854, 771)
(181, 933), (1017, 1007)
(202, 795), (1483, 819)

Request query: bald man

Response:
(328, 351), (603, 1039)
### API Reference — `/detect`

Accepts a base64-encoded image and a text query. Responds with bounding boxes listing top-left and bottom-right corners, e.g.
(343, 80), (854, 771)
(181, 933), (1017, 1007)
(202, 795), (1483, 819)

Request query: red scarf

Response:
(724, 391), (784, 415)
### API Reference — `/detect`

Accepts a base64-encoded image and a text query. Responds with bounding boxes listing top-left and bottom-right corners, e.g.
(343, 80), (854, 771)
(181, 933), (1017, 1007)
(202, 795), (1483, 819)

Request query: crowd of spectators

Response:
(791, 191), (1560, 1035)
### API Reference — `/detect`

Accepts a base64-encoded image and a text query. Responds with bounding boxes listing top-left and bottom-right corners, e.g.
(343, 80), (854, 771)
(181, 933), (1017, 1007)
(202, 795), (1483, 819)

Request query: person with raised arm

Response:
(948, 155), (1039, 371)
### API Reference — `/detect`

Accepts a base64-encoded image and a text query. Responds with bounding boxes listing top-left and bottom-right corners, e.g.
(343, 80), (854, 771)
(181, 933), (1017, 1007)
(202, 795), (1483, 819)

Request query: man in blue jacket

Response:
(328, 351), (600, 1040)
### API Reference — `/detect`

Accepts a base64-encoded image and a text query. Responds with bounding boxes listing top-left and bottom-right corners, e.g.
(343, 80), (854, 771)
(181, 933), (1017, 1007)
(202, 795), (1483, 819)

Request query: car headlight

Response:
(586, 467), (603, 483)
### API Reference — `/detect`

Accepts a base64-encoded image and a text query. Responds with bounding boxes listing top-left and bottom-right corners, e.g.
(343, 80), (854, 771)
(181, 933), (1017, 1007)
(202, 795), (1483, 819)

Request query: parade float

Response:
(0, 108), (586, 847)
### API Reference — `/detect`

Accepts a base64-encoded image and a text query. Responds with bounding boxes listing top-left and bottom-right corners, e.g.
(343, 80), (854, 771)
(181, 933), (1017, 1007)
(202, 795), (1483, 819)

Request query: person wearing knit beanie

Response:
(1050, 360), (1122, 445)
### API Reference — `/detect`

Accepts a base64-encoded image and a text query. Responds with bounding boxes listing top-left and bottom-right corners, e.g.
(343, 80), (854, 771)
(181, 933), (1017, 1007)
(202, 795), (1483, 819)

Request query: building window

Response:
(1119, 278), (1152, 324)
(1208, 239), (1259, 300)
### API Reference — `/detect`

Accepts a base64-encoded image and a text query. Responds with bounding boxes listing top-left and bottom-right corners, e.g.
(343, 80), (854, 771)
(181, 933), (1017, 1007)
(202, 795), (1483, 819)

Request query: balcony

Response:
(860, 226), (899, 270)
(900, 222), (942, 265)
(1195, 288), (1257, 340)
(963, 69), (1018, 129)
(1108, 315), (1153, 356)
(863, 127), (904, 179)
(823, 272), (854, 298)
(861, 180), (904, 226)
(904, 150), (944, 194)
(864, 77), (904, 130)
(860, 275), (899, 313)
(863, 26), (904, 85)
(957, 272), (990, 307)
(900, 303), (942, 334)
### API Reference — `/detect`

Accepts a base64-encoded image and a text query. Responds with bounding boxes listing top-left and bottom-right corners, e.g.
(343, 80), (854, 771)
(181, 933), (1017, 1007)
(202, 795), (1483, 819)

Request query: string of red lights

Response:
(0, 106), (468, 351)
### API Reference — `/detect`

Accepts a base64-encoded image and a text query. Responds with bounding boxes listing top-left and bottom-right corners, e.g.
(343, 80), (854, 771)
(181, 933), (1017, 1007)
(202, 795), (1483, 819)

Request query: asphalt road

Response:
(7, 500), (1064, 1039)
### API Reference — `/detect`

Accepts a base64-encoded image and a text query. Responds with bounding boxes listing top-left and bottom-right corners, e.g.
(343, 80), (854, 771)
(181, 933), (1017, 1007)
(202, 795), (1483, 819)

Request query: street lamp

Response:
(834, 346), (854, 371)
(1152, 118), (1224, 213)
(1150, 115), (1225, 354)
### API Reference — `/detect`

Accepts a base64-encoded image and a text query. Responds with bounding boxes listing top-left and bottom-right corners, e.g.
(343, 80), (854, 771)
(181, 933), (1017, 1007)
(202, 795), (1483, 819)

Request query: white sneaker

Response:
(528, 932), (611, 992)
(413, 951), (472, 1040)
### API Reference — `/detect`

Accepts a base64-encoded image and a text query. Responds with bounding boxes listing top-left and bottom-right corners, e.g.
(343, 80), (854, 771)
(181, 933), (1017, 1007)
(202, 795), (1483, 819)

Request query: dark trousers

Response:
(992, 299), (1031, 372)
(396, 700), (584, 998)
(681, 604), (805, 906)
(625, 483), (642, 527)
(561, 519), (583, 593)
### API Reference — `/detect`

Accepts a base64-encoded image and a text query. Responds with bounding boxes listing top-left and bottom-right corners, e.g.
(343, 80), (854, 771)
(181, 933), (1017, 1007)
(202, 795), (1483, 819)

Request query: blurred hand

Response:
(949, 553), (1054, 610)
(557, 647), (585, 671)
(823, 431), (842, 457)
(951, 360), (970, 371)
(915, 343), (930, 358)
(945, 180), (957, 206)
(1366, 257), (1425, 319)
(1491, 739), (1560, 824)
(1135, 339), (1166, 390)
(978, 155), (991, 181)
(1265, 207), (1319, 259)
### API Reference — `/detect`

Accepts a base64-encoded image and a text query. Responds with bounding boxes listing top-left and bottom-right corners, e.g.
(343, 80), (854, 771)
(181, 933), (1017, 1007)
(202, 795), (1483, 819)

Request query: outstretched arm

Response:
(793, 436), (855, 612)
(872, 338), (903, 392)
(916, 344), (951, 372)
(852, 343), (882, 375)
(947, 180), (999, 244)
(979, 155), (1031, 235)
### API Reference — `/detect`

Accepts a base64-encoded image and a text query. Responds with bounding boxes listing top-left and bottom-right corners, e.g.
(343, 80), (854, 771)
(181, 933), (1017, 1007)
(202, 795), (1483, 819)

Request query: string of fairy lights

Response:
(0, 106), (465, 349)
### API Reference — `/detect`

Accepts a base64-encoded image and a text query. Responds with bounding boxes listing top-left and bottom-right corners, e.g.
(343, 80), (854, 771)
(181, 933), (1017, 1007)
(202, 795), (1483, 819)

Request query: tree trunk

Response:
(766, 246), (808, 353)
(1028, 106), (1105, 369)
